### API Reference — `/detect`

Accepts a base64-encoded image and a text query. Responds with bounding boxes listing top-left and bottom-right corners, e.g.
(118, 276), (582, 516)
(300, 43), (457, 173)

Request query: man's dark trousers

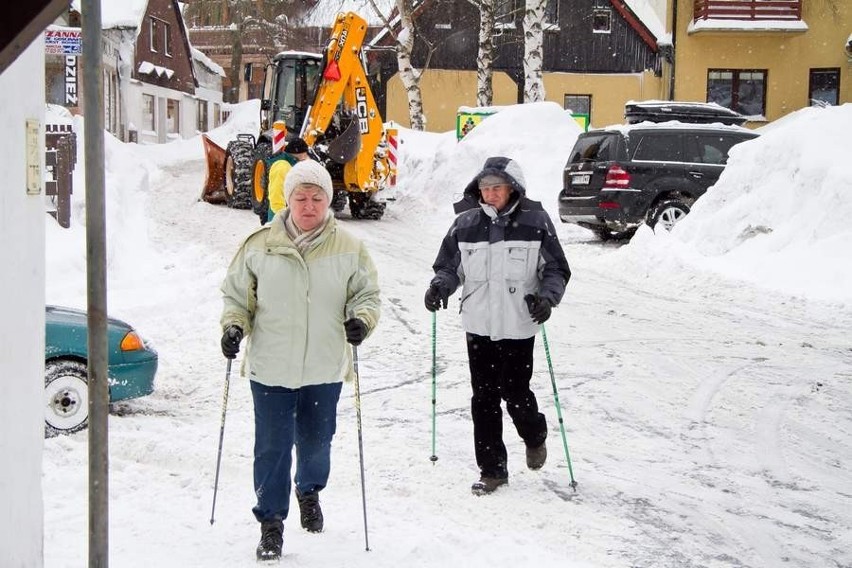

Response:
(466, 333), (547, 478)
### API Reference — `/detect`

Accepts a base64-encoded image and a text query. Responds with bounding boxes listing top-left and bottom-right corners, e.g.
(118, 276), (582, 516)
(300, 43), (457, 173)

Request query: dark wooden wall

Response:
(134, 0), (196, 94)
(404, 0), (660, 89)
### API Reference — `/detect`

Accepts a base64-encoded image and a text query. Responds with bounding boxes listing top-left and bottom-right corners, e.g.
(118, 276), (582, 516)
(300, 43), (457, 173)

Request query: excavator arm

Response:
(201, 11), (397, 221)
(300, 12), (392, 195)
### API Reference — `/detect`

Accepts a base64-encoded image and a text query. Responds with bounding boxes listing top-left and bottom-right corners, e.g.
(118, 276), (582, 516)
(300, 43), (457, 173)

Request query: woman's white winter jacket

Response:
(220, 215), (380, 388)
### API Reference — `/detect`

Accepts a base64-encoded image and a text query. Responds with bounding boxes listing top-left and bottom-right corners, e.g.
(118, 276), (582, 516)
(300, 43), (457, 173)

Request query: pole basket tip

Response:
(570, 480), (578, 492)
(429, 455), (438, 462)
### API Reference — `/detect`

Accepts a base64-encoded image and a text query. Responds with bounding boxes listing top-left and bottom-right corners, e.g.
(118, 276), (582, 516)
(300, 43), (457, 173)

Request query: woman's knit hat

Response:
(284, 159), (333, 204)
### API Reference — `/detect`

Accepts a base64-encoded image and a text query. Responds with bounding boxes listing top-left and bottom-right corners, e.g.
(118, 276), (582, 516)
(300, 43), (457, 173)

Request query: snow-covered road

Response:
(42, 119), (852, 566)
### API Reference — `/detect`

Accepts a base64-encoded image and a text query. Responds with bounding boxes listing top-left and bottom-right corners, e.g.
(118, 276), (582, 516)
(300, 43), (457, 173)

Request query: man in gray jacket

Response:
(425, 156), (570, 495)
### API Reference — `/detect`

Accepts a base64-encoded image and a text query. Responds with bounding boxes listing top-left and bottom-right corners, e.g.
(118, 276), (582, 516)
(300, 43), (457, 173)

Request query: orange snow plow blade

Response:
(201, 134), (227, 204)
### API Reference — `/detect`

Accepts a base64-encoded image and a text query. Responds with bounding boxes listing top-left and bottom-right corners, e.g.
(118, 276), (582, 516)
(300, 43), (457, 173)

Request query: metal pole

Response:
(352, 346), (370, 551)
(430, 312), (438, 462)
(82, 0), (109, 565)
(210, 359), (232, 524)
(541, 325), (578, 491)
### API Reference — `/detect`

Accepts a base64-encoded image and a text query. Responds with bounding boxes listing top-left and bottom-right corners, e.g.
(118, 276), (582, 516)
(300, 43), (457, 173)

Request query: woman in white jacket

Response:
(220, 160), (380, 562)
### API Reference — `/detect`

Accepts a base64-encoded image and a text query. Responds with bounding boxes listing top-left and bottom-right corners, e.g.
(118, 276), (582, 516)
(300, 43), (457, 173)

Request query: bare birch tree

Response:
(465, 0), (497, 107)
(522, 0), (546, 102)
(367, 0), (427, 130)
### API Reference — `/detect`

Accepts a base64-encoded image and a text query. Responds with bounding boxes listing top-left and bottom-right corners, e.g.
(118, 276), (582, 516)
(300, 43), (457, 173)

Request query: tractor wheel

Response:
(250, 142), (273, 222)
(224, 140), (254, 209)
(331, 189), (348, 213)
(250, 159), (269, 224)
(349, 192), (386, 220)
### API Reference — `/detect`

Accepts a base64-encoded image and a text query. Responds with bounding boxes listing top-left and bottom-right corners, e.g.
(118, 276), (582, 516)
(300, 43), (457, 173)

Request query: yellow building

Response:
(673, 0), (850, 126)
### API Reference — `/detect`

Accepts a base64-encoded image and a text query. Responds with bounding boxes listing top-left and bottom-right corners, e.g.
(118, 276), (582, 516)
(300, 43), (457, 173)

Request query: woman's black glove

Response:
(344, 318), (367, 346)
(221, 325), (243, 359)
(524, 294), (552, 324)
(424, 284), (448, 312)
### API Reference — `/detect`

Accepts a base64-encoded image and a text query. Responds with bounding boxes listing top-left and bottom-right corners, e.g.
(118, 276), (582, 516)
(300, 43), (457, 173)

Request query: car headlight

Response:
(120, 331), (145, 352)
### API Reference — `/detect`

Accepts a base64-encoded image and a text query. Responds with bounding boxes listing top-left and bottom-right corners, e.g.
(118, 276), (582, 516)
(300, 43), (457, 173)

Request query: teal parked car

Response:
(44, 305), (158, 437)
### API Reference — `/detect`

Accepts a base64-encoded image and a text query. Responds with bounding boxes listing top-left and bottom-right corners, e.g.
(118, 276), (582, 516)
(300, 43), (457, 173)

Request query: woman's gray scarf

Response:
(282, 209), (332, 254)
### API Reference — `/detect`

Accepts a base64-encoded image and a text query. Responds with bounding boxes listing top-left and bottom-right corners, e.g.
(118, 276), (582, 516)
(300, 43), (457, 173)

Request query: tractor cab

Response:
(261, 52), (323, 136)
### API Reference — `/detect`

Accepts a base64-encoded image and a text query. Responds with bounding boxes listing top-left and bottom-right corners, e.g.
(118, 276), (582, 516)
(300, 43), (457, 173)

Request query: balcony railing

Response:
(694, 0), (802, 21)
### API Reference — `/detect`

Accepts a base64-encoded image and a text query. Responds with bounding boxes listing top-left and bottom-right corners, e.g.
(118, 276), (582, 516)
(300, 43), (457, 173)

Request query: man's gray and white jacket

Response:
(430, 158), (571, 340)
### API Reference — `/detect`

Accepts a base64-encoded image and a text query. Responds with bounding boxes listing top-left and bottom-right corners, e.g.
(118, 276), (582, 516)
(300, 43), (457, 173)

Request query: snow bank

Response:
(45, 117), (161, 310)
(394, 102), (581, 218)
(131, 99), (261, 169)
(614, 104), (852, 304)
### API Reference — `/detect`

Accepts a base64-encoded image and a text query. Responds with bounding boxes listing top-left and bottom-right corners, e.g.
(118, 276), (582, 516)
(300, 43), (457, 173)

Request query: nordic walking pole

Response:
(352, 344), (371, 551)
(541, 325), (578, 491)
(210, 358), (232, 524)
(430, 311), (438, 463)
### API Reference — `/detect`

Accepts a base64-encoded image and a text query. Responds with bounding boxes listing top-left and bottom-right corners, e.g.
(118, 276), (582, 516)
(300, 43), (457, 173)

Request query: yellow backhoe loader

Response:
(201, 11), (398, 220)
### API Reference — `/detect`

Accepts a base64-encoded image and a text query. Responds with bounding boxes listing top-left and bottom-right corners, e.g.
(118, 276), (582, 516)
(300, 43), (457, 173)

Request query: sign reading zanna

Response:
(45, 29), (82, 56)
(355, 87), (370, 134)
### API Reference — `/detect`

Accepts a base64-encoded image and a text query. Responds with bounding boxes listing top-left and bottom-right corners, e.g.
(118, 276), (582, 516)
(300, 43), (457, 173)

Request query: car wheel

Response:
(44, 360), (89, 437)
(592, 228), (637, 241)
(592, 228), (613, 241)
(648, 199), (690, 231)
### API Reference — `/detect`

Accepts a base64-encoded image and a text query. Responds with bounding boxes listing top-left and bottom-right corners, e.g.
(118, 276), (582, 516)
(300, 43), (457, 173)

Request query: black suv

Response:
(558, 113), (758, 239)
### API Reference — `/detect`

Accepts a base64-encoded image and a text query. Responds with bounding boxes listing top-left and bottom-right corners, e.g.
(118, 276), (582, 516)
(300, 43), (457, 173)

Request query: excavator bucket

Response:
(326, 115), (362, 164)
(201, 134), (227, 204)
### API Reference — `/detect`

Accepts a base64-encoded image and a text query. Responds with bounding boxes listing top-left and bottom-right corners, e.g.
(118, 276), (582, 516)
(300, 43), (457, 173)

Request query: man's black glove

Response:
(221, 325), (243, 359)
(524, 294), (552, 324)
(424, 284), (449, 312)
(344, 318), (368, 346)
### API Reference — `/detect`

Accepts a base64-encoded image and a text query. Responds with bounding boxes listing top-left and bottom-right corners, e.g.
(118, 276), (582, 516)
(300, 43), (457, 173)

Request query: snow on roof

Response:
(191, 47), (225, 76)
(301, 0), (396, 27)
(622, 0), (670, 44)
(71, 0), (149, 29)
(138, 61), (174, 79)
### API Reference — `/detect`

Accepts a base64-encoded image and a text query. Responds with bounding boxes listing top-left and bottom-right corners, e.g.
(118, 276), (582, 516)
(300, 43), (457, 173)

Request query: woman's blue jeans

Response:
(250, 380), (343, 522)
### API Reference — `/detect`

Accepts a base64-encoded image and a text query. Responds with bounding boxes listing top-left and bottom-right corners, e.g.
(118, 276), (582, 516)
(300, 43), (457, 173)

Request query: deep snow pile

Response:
(606, 104), (852, 304)
(395, 101), (582, 217)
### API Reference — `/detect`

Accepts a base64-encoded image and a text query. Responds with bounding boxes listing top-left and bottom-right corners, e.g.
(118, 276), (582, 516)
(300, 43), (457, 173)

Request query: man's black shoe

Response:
(471, 476), (508, 496)
(256, 519), (283, 561)
(526, 440), (547, 470)
(297, 491), (324, 533)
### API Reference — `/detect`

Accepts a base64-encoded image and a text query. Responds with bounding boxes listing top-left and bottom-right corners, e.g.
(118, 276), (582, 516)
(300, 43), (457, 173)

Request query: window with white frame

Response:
(433, 0), (454, 29)
(592, 9), (612, 33)
(142, 93), (155, 131)
(545, 0), (559, 26)
(166, 98), (180, 135)
(163, 21), (172, 56)
(103, 69), (119, 135)
(149, 18), (161, 52)
(197, 100), (208, 132)
(496, 0), (520, 28)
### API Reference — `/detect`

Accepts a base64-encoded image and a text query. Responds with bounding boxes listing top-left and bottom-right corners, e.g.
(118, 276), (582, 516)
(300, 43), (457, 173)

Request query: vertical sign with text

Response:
(64, 56), (78, 106)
